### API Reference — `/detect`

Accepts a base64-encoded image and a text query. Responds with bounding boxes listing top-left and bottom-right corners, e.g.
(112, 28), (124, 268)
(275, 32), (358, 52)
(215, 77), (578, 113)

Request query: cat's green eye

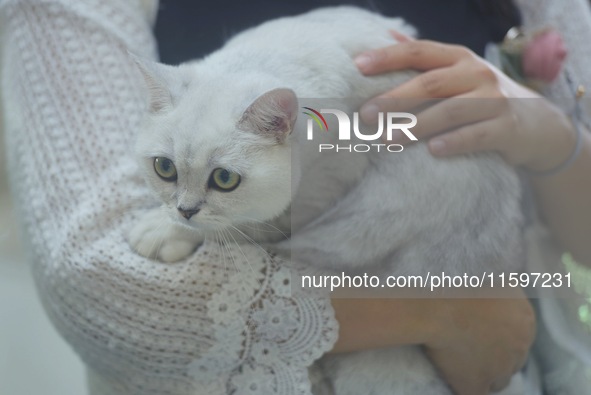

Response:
(209, 168), (241, 192)
(153, 157), (177, 181)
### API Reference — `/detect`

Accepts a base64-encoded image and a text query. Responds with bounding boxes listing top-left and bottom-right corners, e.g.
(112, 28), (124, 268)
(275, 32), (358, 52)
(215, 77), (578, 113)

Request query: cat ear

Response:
(130, 53), (183, 114)
(239, 88), (298, 144)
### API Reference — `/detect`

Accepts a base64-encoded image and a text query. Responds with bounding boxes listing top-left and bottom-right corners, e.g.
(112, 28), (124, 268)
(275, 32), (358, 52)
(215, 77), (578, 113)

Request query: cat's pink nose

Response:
(178, 207), (200, 220)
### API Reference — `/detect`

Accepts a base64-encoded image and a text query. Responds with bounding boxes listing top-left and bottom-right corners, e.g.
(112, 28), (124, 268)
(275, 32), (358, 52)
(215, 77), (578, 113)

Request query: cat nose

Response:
(178, 207), (200, 220)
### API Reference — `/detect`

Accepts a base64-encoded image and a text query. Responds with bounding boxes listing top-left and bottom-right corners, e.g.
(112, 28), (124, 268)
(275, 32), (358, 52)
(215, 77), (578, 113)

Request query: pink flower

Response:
(522, 29), (568, 83)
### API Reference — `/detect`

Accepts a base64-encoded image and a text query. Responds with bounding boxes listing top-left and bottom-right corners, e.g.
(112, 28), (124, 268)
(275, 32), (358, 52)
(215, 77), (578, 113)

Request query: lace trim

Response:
(188, 258), (338, 395)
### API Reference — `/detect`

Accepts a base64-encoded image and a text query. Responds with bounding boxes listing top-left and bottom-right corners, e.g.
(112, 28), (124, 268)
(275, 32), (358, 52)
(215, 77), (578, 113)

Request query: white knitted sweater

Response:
(1, 0), (590, 394)
(1, 1), (336, 394)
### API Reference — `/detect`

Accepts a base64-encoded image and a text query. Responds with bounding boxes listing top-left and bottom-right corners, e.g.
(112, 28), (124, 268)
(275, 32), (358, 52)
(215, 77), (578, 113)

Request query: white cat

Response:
(129, 6), (525, 395)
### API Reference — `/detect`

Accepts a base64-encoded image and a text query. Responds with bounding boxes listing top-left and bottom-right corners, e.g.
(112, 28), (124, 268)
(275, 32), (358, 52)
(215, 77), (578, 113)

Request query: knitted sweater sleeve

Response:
(0, 1), (337, 394)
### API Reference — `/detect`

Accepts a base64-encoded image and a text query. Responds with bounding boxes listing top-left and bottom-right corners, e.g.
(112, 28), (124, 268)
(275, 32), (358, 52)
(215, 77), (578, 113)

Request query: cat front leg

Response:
(128, 207), (205, 262)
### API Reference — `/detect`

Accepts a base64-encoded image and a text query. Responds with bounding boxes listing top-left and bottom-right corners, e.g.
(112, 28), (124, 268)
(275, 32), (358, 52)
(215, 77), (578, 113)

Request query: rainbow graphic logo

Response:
(302, 107), (329, 131)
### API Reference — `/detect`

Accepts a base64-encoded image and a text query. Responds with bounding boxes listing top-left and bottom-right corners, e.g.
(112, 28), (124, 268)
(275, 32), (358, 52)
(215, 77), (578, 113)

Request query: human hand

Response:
(355, 33), (577, 173)
(426, 291), (536, 395)
(330, 293), (535, 395)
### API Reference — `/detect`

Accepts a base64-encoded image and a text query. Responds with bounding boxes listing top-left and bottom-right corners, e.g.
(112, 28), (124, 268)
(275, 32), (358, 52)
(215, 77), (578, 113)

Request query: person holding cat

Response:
(331, 21), (591, 395)
(152, 0), (591, 393)
(2, 0), (591, 395)
(335, 30), (591, 395)
(150, 1), (591, 394)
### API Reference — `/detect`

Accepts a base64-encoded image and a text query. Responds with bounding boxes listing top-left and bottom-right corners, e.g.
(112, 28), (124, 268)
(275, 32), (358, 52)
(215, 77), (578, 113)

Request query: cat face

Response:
(133, 58), (298, 231)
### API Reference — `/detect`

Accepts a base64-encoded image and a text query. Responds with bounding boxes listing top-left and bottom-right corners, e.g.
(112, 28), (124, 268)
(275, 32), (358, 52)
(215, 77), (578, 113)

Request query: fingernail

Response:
(354, 53), (373, 71)
(429, 138), (447, 155)
(360, 103), (380, 124)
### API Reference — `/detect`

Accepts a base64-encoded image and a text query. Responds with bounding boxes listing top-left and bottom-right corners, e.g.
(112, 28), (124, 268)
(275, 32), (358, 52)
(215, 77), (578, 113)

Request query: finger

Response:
(360, 66), (484, 126)
(442, 371), (490, 395)
(389, 29), (415, 43)
(490, 375), (513, 392)
(361, 67), (488, 126)
(400, 97), (505, 143)
(490, 354), (523, 392)
(383, 64), (487, 99)
(355, 40), (472, 75)
(360, 97), (432, 125)
(427, 117), (510, 157)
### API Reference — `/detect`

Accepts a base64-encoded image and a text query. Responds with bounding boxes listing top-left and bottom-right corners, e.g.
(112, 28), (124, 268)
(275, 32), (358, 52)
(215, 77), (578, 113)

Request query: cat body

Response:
(129, 6), (524, 395)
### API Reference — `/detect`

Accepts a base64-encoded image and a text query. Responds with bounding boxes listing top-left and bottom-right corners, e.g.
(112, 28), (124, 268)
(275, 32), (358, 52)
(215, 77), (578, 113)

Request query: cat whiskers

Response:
(223, 227), (258, 278)
(213, 228), (234, 277)
(209, 229), (256, 330)
(234, 215), (290, 241)
(220, 227), (263, 330)
(216, 229), (240, 274)
(218, 228), (261, 325)
(229, 225), (277, 267)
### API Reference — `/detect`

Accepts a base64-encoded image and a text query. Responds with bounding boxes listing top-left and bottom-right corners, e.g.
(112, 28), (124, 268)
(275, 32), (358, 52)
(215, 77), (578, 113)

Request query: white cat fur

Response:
(129, 6), (525, 395)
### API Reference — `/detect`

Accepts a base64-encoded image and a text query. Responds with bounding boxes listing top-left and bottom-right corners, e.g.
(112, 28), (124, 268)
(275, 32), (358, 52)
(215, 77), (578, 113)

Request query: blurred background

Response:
(0, 47), (86, 395)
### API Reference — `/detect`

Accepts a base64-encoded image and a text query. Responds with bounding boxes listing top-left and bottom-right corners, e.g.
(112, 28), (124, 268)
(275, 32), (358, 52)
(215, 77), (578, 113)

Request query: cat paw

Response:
(128, 209), (203, 263)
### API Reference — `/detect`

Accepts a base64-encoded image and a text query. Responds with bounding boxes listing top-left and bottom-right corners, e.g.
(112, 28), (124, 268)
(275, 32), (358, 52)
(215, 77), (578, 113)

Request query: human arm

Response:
(0, 1), (338, 394)
(331, 292), (535, 395)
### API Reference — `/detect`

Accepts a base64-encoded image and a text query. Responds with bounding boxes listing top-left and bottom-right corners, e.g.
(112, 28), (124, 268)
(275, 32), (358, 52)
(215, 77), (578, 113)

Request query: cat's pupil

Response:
(219, 170), (230, 183)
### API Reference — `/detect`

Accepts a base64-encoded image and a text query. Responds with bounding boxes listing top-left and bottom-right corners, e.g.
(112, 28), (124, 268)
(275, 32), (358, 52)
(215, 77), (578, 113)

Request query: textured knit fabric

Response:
(2, 0), (591, 395)
(0, 1), (336, 394)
